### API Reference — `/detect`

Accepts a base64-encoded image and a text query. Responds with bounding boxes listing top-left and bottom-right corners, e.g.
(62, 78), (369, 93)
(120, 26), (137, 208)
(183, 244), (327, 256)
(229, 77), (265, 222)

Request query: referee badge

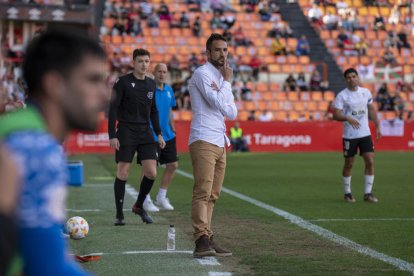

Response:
(147, 91), (154, 99)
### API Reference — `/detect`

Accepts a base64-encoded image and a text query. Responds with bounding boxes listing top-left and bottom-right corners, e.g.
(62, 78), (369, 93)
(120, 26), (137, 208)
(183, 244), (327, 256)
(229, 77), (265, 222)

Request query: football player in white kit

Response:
(333, 68), (381, 203)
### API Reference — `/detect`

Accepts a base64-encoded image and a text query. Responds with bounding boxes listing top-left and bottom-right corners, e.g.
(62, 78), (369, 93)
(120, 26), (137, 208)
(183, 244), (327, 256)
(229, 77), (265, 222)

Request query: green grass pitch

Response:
(67, 152), (414, 275)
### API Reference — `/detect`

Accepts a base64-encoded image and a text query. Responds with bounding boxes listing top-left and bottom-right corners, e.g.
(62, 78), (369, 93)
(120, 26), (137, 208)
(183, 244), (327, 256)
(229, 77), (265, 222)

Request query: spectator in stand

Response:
(147, 11), (160, 28)
(180, 12), (190, 28)
(310, 70), (322, 91)
(222, 29), (233, 45)
(268, 0), (280, 13)
(337, 29), (349, 50)
(390, 91), (405, 118)
(168, 55), (181, 80)
(227, 54), (240, 79)
(308, 4), (323, 25)
(259, 109), (273, 121)
(297, 72), (308, 91)
(384, 29), (399, 48)
(376, 0), (390, 6)
(128, 17), (143, 36)
(232, 81), (242, 101)
(241, 82), (253, 101)
(270, 36), (287, 55)
(111, 52), (122, 71)
(383, 47), (397, 64)
(112, 18), (126, 35)
(248, 110), (256, 121)
(234, 27), (252, 47)
(248, 55), (262, 81)
(188, 53), (200, 72)
(210, 13), (221, 30)
(119, 52), (132, 70)
(192, 16), (202, 37)
(283, 74), (297, 92)
(373, 13), (386, 30)
(221, 14), (236, 30)
(320, 79), (329, 94)
(376, 83), (391, 110)
(323, 12), (339, 30)
(140, 0), (153, 19)
(158, 0), (171, 21)
(258, 0), (272, 21)
(336, 0), (349, 14)
(245, 0), (258, 13)
(355, 38), (368, 56)
(388, 5), (400, 25)
(397, 27), (411, 53)
(350, 11), (365, 31)
(296, 35), (310, 56)
(169, 12), (181, 28)
(180, 76), (191, 110)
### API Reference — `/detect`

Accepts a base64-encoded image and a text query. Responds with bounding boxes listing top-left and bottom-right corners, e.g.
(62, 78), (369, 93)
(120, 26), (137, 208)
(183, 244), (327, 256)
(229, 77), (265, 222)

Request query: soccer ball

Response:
(65, 216), (89, 240)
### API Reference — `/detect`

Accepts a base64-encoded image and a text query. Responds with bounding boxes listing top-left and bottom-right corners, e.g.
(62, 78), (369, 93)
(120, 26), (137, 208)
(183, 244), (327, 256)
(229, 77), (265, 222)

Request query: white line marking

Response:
(66, 209), (101, 212)
(196, 257), (221, 266)
(209, 272), (232, 276)
(91, 176), (115, 180)
(123, 250), (193, 255)
(125, 184), (139, 198)
(80, 250), (193, 256)
(312, 218), (414, 222)
(82, 184), (113, 188)
(175, 169), (414, 274)
(66, 208), (130, 212)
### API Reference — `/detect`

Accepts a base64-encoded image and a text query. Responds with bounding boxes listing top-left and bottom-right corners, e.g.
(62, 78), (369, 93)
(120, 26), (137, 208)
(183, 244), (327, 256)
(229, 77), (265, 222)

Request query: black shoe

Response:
(114, 218), (125, 226)
(132, 204), (153, 224)
(344, 193), (356, 203)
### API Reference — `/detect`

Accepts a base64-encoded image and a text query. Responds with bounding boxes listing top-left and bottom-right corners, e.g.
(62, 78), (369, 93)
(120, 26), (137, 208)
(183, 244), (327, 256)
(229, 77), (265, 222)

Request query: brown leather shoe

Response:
(193, 235), (216, 258)
(210, 236), (232, 257)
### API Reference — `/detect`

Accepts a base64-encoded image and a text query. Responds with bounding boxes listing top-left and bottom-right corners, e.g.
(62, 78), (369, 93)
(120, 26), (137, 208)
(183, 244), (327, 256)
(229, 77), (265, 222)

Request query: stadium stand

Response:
(298, 0), (414, 120)
(1, 0), (413, 121)
(100, 0), (339, 122)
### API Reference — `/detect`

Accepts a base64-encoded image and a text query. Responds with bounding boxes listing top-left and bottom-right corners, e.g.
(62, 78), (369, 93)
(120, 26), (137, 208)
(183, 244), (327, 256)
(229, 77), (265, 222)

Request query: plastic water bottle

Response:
(167, 225), (176, 251)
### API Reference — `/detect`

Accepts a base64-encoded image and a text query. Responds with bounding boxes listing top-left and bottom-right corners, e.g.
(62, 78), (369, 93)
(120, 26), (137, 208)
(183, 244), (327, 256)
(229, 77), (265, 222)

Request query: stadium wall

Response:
(64, 119), (414, 154)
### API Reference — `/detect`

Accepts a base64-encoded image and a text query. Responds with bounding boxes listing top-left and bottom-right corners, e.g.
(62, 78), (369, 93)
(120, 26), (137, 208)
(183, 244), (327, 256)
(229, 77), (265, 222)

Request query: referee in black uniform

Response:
(108, 48), (166, 225)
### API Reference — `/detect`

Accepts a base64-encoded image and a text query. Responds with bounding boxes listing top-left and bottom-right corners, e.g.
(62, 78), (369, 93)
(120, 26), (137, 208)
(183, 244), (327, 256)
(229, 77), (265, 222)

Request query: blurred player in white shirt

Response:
(333, 68), (381, 203)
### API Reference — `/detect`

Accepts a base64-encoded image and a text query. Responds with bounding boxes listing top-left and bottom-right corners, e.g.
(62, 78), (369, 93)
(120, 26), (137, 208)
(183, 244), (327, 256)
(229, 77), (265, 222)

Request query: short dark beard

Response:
(208, 58), (224, 70)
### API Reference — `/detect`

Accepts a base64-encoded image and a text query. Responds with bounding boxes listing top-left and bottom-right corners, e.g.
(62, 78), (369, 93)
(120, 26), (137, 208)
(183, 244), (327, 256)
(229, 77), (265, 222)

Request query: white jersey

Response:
(334, 86), (373, 139)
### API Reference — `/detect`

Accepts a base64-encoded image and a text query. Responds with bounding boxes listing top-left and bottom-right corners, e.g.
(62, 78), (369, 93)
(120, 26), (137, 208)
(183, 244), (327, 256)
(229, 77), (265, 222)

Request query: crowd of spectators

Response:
(375, 81), (413, 119)
(282, 70), (329, 93)
(0, 67), (26, 114)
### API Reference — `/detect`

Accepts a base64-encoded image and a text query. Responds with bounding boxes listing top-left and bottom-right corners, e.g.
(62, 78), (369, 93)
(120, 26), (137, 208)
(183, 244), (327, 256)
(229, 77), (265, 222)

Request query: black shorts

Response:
(116, 143), (158, 164)
(158, 138), (179, 165)
(343, 135), (374, 158)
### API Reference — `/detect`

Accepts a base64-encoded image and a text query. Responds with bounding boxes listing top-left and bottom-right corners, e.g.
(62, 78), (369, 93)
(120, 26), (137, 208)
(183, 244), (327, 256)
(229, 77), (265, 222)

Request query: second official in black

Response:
(108, 48), (166, 225)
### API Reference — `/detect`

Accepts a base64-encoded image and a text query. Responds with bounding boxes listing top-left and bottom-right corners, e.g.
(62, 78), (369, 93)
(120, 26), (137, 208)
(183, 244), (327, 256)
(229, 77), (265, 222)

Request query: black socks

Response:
(136, 176), (155, 208)
(114, 177), (126, 219)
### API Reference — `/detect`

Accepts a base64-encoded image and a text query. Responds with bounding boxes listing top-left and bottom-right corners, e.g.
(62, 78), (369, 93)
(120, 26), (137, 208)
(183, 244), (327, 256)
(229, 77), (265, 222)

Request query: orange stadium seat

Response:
(312, 92), (323, 101)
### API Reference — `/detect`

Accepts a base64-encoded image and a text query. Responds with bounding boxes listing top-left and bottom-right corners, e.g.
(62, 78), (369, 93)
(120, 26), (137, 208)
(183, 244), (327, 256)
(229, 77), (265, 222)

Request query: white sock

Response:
(157, 188), (167, 200)
(145, 194), (152, 201)
(344, 176), (351, 194)
(364, 175), (374, 194)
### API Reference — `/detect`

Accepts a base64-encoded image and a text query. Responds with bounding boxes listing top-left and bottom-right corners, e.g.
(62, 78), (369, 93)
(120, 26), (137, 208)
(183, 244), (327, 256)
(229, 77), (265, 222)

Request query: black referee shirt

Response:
(108, 73), (161, 140)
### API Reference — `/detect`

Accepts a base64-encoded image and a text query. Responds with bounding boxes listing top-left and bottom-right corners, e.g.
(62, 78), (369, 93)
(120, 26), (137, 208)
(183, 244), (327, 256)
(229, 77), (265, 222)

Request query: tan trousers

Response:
(190, 140), (226, 240)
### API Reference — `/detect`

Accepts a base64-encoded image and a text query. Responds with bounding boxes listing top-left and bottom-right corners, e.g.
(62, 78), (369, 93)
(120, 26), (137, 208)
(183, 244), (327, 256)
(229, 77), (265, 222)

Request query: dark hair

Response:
(344, 68), (358, 78)
(133, 48), (150, 60)
(23, 29), (106, 96)
(206, 33), (227, 51)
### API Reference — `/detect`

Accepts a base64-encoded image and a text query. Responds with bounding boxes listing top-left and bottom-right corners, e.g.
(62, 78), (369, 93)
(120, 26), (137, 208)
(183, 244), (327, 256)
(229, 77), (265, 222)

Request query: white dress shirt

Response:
(188, 61), (238, 147)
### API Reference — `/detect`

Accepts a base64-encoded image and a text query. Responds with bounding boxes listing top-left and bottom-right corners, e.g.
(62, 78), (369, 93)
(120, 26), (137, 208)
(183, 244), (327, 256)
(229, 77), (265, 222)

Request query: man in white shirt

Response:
(188, 33), (237, 258)
(333, 68), (381, 203)
(258, 109), (273, 122)
(308, 4), (323, 22)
